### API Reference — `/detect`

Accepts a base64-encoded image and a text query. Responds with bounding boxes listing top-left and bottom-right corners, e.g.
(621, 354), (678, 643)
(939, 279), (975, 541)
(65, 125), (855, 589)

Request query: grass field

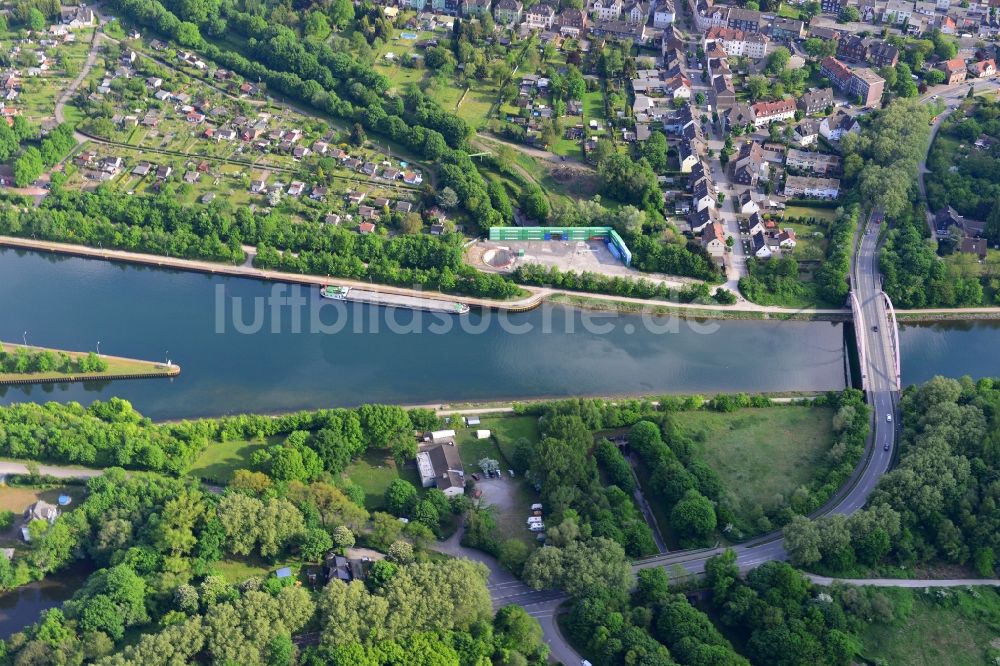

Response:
(343, 449), (421, 511)
(672, 406), (835, 527)
(861, 587), (1000, 666)
(784, 204), (840, 223)
(188, 437), (274, 483)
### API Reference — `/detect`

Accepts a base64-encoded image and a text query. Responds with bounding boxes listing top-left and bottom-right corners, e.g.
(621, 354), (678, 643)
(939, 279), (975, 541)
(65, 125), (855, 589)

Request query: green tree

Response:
(671, 490), (717, 542)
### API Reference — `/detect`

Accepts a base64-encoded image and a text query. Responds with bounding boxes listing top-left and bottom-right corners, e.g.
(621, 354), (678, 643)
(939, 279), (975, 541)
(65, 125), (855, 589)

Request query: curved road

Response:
(633, 210), (899, 579)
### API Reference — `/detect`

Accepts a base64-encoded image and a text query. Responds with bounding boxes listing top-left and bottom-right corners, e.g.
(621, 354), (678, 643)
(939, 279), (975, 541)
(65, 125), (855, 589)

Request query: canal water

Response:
(0, 247), (993, 419)
(0, 562), (93, 638)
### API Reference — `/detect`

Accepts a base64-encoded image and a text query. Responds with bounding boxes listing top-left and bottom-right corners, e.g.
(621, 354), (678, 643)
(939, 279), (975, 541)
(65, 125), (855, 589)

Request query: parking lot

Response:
(471, 239), (694, 288)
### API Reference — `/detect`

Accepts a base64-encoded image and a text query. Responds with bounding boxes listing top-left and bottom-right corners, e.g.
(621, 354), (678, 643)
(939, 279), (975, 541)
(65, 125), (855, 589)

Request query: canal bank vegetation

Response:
(0, 344), (178, 384)
(785, 376), (1000, 580)
(0, 188), (523, 300)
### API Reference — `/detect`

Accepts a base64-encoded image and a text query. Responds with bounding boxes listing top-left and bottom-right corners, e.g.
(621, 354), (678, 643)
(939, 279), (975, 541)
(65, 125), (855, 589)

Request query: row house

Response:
(784, 175), (840, 199)
(785, 149), (842, 175)
(750, 98), (796, 128)
(704, 27), (769, 58)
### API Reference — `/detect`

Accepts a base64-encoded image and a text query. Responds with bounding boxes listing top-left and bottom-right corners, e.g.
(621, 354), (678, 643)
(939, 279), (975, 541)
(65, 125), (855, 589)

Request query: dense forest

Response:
(0, 398), (438, 475)
(786, 376), (1000, 578)
(0, 469), (549, 665)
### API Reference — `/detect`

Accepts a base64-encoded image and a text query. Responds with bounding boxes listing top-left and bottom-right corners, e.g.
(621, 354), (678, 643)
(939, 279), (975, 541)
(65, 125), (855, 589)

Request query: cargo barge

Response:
(321, 285), (470, 314)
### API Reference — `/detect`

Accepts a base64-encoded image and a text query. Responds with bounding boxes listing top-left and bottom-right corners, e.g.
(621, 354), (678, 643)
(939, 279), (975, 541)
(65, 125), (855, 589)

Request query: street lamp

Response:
(96, 341), (101, 357)
(22, 331), (27, 348)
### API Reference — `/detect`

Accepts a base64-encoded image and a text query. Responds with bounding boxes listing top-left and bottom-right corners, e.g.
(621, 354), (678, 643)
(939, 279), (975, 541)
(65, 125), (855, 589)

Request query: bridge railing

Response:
(880, 290), (902, 390)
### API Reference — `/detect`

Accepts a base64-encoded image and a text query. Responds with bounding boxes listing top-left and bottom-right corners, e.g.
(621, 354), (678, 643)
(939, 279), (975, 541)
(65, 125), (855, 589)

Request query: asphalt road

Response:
(633, 209), (900, 579)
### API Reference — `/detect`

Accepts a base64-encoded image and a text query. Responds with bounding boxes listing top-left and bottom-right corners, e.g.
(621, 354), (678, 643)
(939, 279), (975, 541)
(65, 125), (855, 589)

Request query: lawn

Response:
(342, 449), (421, 511)
(780, 221), (829, 261)
(0, 485), (84, 514)
(860, 587), (1000, 666)
(478, 415), (540, 464)
(188, 437), (273, 483)
(211, 557), (300, 583)
(672, 406), (835, 528)
(784, 204), (840, 223)
(777, 3), (802, 18)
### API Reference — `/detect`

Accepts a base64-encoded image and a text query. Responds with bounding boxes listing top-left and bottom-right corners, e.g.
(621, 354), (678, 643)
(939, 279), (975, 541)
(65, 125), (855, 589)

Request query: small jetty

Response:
(321, 286), (470, 315)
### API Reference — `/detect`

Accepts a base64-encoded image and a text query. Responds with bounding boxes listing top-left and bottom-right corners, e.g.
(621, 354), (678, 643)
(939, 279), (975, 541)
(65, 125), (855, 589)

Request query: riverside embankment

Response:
(0, 343), (179, 386)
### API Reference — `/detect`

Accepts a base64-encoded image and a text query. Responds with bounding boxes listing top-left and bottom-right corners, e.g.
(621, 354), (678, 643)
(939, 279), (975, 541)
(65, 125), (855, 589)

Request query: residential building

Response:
(592, 0), (624, 20)
(625, 1), (649, 24)
(751, 98), (796, 127)
(968, 59), (996, 78)
(733, 141), (770, 186)
(461, 0), (490, 17)
(26, 501), (59, 523)
(750, 230), (772, 258)
(726, 103), (756, 131)
(786, 148), (842, 174)
(416, 439), (466, 497)
(712, 75), (737, 111)
(702, 221), (727, 260)
(525, 3), (557, 28)
(738, 189), (760, 215)
(692, 174), (717, 211)
(653, 0), (676, 27)
(494, 0), (523, 25)
(820, 57), (884, 107)
(688, 204), (721, 233)
(556, 7), (587, 34)
(820, 109), (860, 140)
(798, 88), (833, 115)
(769, 17), (805, 40)
(704, 26), (769, 58)
(727, 7), (765, 32)
(836, 34), (870, 62)
(939, 58), (968, 85)
(868, 41), (900, 68)
(678, 138), (701, 173)
(793, 117), (821, 145)
(784, 175), (840, 198)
